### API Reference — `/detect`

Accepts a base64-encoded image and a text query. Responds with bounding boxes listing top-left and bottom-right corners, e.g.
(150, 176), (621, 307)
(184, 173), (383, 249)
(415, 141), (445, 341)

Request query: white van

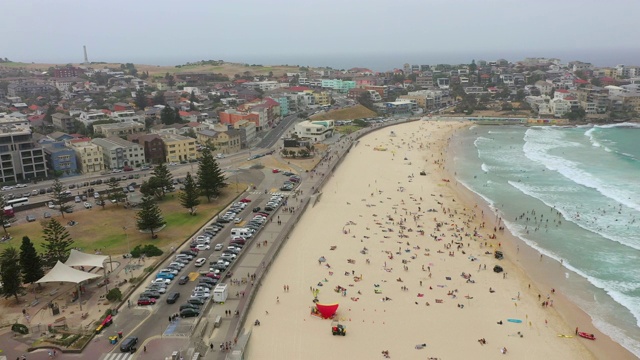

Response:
(230, 228), (252, 238)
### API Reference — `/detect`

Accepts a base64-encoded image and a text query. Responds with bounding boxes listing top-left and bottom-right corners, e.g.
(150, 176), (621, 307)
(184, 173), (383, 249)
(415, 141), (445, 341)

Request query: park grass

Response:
(0, 186), (244, 256)
(309, 105), (377, 121)
(334, 125), (364, 134)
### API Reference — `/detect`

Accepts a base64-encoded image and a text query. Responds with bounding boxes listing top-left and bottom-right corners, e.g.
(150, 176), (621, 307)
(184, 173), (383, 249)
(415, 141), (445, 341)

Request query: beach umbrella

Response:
(319, 256), (326, 263)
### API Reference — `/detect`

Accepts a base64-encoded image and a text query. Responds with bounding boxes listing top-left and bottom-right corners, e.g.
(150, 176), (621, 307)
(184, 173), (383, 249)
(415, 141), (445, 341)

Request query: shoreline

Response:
(243, 119), (609, 359)
(445, 123), (636, 359)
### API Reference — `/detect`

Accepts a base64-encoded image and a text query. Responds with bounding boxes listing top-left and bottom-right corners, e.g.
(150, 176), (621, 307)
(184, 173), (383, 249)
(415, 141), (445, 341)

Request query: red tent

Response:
(315, 303), (339, 319)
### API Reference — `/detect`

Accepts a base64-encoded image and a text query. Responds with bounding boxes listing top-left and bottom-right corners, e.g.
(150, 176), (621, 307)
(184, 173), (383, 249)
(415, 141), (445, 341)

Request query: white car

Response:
(48, 201), (55, 209)
(234, 217), (242, 224)
(194, 258), (207, 267)
(214, 244), (223, 251)
(94, 192), (100, 199)
(151, 278), (171, 285)
(147, 286), (167, 293)
(195, 236), (210, 244)
(191, 291), (210, 299)
(193, 286), (211, 293)
(84, 202), (92, 209)
(195, 244), (210, 251)
(169, 262), (185, 268)
(15, 184), (27, 188)
(1, 186), (14, 191)
(159, 268), (179, 275)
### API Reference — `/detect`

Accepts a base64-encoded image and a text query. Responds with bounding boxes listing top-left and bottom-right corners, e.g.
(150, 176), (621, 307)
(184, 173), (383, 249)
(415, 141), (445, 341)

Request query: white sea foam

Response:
(595, 122), (640, 129)
(523, 128), (640, 213)
(507, 180), (640, 251)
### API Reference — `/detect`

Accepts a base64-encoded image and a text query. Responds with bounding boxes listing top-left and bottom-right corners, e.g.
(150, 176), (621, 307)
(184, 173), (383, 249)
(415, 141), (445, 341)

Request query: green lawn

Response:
(0, 188), (241, 256)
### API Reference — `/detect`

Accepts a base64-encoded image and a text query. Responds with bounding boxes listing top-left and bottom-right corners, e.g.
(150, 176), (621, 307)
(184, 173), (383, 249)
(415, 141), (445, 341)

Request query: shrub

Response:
(130, 244), (163, 258)
(12, 323), (29, 334)
(106, 288), (122, 302)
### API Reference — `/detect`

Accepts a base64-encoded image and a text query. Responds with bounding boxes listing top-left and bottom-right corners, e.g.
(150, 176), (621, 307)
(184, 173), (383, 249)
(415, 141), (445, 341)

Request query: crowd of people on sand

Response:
(296, 123), (564, 359)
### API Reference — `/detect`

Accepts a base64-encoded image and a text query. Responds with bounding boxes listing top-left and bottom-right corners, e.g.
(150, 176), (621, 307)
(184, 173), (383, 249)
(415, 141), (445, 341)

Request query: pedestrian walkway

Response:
(101, 352), (134, 360)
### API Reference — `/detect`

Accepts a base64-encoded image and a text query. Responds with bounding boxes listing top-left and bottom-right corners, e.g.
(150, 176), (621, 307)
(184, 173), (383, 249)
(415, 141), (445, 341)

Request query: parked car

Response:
(187, 297), (206, 306)
(140, 291), (161, 299)
(180, 308), (200, 318)
(84, 202), (92, 209)
(151, 278), (171, 285)
(137, 297), (156, 306)
(178, 275), (189, 285)
(239, 198), (252, 203)
(26, 215), (36, 222)
(195, 244), (210, 251)
(179, 303), (199, 311)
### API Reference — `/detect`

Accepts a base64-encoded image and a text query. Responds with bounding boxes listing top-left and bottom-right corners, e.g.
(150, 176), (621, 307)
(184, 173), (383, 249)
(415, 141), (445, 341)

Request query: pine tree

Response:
(151, 163), (173, 199)
(136, 195), (166, 239)
(19, 236), (44, 285)
(197, 147), (227, 202)
(50, 178), (72, 218)
(0, 247), (23, 303)
(173, 107), (183, 123)
(179, 172), (200, 215)
(160, 106), (174, 125)
(189, 91), (197, 111)
(41, 218), (74, 267)
(106, 177), (125, 205)
(134, 87), (147, 110)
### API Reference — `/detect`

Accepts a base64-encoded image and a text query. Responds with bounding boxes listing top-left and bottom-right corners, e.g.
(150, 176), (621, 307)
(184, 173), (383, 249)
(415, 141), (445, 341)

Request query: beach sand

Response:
(242, 120), (603, 359)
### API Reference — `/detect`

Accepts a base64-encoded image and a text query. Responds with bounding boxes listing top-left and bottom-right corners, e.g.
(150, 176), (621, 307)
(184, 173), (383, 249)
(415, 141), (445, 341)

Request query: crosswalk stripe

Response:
(104, 352), (133, 360)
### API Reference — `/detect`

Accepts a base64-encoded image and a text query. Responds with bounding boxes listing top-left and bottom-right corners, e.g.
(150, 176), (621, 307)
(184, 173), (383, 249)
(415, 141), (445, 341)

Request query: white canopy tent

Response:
(64, 249), (108, 269)
(36, 261), (101, 284)
(36, 261), (102, 311)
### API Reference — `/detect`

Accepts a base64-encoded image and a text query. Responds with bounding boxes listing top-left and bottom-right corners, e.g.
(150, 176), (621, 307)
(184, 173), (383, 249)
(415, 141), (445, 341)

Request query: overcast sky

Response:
(2, 0), (639, 68)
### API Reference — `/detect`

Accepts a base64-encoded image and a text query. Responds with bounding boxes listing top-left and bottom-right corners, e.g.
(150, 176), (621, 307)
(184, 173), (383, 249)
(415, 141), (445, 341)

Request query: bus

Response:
(7, 197), (29, 207)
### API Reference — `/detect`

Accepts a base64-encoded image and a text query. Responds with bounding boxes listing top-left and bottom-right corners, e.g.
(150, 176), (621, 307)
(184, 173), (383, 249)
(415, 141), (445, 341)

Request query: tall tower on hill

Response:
(83, 45), (89, 64)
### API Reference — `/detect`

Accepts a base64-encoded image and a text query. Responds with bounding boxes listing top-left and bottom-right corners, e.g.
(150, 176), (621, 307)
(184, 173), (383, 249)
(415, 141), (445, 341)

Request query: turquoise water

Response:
(451, 123), (640, 356)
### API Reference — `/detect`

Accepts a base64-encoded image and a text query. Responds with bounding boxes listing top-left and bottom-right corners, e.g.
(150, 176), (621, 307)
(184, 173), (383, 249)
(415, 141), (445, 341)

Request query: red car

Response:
(137, 297), (156, 306)
(205, 273), (221, 279)
(272, 169), (280, 173)
(239, 198), (252, 203)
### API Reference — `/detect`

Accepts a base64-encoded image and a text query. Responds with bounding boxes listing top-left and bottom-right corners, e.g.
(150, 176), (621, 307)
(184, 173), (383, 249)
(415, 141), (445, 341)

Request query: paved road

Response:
(256, 114), (299, 149)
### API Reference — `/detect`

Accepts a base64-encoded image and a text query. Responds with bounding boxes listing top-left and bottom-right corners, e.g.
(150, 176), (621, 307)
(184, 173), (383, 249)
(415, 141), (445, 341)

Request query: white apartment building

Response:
(294, 120), (335, 142)
(111, 111), (144, 123)
(92, 137), (145, 169)
(79, 110), (110, 125)
(549, 98), (571, 117)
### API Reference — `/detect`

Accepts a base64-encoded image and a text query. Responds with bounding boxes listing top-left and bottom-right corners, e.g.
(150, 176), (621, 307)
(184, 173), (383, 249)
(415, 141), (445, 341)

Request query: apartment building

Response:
(128, 134), (166, 164)
(399, 90), (444, 110)
(321, 79), (356, 93)
(233, 119), (257, 146)
(92, 137), (145, 169)
(93, 122), (146, 137)
(111, 111), (144, 123)
(197, 129), (242, 155)
(51, 113), (75, 133)
(161, 134), (197, 163)
(78, 110), (110, 125)
(0, 124), (48, 183)
(66, 138), (105, 174)
(294, 120), (335, 142)
(416, 76), (434, 88)
(43, 142), (78, 176)
(7, 81), (56, 98)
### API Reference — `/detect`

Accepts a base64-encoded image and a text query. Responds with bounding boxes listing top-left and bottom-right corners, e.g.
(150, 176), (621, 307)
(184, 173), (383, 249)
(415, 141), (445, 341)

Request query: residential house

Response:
(111, 110), (144, 123)
(218, 109), (262, 130)
(114, 102), (133, 111)
(93, 122), (146, 137)
(78, 110), (110, 125)
(294, 120), (335, 142)
(0, 123), (48, 183)
(51, 113), (75, 133)
(66, 138), (104, 174)
(535, 81), (554, 95)
(128, 134), (166, 164)
(161, 134), (197, 163)
(92, 137), (145, 169)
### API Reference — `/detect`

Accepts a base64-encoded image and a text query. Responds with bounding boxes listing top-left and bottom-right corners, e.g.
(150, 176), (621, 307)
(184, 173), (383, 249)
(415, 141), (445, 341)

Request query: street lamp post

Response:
(123, 226), (129, 255)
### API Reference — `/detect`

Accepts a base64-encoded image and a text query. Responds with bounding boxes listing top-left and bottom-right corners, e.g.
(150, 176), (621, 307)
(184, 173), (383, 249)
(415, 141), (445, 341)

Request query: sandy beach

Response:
(242, 120), (608, 359)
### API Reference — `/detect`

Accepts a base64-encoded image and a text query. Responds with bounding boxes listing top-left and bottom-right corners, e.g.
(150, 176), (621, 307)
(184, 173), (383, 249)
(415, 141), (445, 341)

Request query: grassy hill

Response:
(309, 105), (377, 121)
(0, 61), (303, 78)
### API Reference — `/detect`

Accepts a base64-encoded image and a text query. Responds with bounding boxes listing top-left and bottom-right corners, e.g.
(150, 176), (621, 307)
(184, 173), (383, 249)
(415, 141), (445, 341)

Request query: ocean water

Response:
(451, 123), (640, 356)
